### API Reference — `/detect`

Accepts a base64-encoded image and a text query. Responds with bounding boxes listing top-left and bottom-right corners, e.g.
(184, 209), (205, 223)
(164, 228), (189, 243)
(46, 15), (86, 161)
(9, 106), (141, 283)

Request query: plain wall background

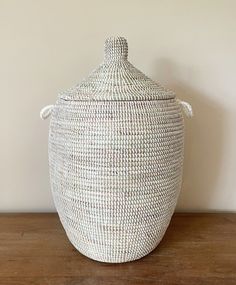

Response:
(1, 0), (236, 212)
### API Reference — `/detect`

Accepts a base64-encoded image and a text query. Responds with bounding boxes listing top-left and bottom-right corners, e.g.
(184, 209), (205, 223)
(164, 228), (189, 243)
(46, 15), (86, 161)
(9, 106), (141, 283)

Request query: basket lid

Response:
(60, 37), (175, 101)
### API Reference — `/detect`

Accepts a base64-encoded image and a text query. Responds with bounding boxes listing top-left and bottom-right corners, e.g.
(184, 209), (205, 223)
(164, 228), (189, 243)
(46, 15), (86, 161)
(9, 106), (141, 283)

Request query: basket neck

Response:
(104, 36), (128, 62)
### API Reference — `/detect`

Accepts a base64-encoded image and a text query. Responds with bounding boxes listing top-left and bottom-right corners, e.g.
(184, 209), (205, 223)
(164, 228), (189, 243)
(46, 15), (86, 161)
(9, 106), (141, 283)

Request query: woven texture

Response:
(48, 37), (185, 263)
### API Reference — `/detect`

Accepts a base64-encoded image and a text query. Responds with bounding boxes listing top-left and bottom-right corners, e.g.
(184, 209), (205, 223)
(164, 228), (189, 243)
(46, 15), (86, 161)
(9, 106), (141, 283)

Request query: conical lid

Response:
(60, 37), (175, 101)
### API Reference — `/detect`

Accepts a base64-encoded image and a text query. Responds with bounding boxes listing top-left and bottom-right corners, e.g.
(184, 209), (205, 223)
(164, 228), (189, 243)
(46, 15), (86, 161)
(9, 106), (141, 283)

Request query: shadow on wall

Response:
(153, 59), (226, 211)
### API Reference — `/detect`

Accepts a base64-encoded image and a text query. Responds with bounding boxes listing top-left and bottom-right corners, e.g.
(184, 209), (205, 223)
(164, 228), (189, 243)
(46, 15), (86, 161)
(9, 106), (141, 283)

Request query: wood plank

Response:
(0, 213), (235, 285)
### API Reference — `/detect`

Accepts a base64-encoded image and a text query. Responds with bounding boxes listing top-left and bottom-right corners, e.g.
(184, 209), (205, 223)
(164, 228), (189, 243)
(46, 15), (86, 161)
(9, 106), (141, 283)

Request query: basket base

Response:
(67, 236), (162, 264)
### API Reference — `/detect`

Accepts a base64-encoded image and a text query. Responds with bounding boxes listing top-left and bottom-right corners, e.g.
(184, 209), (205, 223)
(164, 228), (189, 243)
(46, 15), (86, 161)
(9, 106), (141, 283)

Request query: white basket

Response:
(41, 37), (192, 263)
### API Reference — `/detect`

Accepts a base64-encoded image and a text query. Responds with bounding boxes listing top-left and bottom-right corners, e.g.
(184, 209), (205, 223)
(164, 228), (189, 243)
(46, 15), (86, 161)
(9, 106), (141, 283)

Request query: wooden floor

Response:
(0, 213), (235, 285)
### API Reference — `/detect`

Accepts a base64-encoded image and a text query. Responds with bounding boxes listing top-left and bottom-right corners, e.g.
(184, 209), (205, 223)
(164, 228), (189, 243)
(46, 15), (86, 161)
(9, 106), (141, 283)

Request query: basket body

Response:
(49, 98), (184, 263)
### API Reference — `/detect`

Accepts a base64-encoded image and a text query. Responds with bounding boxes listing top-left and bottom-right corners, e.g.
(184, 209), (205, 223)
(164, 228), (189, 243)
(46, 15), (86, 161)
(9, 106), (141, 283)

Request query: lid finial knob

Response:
(104, 36), (128, 61)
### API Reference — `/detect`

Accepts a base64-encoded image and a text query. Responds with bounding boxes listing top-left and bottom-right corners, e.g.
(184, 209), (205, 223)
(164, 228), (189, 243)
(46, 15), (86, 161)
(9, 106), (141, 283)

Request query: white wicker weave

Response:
(41, 37), (192, 263)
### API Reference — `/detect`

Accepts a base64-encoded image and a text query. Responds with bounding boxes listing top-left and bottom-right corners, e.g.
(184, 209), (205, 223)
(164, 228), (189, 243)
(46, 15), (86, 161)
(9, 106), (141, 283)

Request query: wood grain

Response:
(0, 213), (235, 285)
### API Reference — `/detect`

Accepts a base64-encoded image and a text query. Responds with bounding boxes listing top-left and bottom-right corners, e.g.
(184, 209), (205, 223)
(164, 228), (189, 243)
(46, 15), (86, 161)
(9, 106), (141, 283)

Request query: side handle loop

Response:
(177, 99), (193, 118)
(40, 105), (54, 120)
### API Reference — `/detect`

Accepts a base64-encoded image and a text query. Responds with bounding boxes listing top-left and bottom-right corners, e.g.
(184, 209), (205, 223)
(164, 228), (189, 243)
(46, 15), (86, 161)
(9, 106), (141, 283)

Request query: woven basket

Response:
(41, 37), (192, 263)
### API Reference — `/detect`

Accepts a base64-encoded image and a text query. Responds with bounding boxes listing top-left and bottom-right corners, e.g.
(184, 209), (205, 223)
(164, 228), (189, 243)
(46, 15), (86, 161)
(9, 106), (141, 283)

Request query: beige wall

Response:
(1, 0), (236, 212)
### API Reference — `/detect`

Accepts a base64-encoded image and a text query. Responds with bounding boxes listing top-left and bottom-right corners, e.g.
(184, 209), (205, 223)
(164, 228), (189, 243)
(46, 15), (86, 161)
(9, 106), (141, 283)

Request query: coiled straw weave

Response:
(41, 37), (192, 263)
